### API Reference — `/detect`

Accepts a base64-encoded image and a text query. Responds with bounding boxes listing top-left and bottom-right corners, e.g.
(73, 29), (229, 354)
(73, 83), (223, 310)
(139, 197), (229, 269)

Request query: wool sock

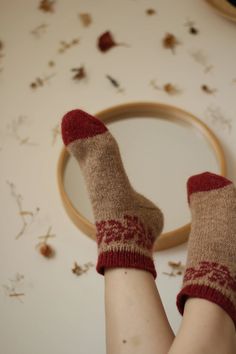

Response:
(177, 172), (236, 327)
(61, 109), (164, 278)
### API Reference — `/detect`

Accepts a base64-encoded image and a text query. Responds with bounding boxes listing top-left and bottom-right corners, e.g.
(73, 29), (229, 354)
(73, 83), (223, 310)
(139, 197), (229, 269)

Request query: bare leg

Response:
(105, 268), (175, 354)
(168, 298), (236, 354)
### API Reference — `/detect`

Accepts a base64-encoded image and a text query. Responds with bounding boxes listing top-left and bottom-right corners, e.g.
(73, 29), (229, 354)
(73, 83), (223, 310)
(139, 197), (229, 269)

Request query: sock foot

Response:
(61, 109), (164, 278)
(177, 172), (236, 327)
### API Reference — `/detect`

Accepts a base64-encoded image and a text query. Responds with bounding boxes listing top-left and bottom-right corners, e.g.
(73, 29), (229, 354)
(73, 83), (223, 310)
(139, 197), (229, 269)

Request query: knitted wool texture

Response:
(177, 172), (236, 328)
(61, 109), (164, 278)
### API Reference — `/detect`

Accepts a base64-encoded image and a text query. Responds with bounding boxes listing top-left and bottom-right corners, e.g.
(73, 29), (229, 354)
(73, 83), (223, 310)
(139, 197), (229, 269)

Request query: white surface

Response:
(0, 1), (236, 354)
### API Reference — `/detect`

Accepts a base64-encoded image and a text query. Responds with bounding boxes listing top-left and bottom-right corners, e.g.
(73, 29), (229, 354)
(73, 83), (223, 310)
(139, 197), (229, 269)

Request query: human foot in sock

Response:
(61, 109), (163, 278)
(177, 172), (236, 326)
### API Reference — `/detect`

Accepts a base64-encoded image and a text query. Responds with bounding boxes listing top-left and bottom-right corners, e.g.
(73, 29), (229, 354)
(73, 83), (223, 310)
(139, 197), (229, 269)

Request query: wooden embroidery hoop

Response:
(57, 102), (227, 251)
(205, 0), (236, 22)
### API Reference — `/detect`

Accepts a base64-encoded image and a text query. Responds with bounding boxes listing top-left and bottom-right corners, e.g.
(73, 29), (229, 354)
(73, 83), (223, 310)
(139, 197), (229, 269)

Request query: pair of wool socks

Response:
(61, 109), (236, 327)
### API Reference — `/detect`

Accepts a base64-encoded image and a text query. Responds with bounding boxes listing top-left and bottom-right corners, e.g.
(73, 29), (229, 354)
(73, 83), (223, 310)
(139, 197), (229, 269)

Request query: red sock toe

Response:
(61, 109), (108, 146)
(187, 172), (232, 201)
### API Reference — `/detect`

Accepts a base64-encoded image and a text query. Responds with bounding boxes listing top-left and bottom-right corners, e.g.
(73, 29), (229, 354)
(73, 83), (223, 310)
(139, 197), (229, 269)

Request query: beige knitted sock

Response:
(61, 109), (163, 277)
(177, 172), (236, 327)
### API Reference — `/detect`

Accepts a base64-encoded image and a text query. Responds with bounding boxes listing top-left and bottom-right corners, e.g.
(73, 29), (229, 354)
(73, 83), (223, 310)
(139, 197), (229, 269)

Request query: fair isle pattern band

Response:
(96, 214), (157, 278)
(177, 261), (236, 327)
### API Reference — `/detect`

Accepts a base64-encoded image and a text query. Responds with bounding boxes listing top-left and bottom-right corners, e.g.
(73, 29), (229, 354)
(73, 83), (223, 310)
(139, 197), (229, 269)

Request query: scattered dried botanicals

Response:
(162, 33), (180, 54)
(31, 23), (49, 38)
(72, 262), (94, 276)
(190, 50), (213, 73)
(146, 8), (156, 15)
(71, 66), (86, 81)
(7, 181), (40, 239)
(79, 13), (92, 27)
(39, 0), (55, 13)
(106, 74), (124, 93)
(2, 273), (25, 302)
(201, 84), (217, 95)
(37, 226), (56, 258)
(205, 105), (232, 133)
(30, 73), (55, 89)
(150, 80), (181, 95)
(97, 31), (128, 52)
(163, 261), (185, 277)
(58, 38), (80, 54)
(185, 20), (199, 35)
(52, 123), (60, 145)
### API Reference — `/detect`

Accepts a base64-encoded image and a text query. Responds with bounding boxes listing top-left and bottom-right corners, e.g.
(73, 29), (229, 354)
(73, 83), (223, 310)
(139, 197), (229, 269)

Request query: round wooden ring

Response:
(57, 102), (227, 251)
(205, 0), (236, 22)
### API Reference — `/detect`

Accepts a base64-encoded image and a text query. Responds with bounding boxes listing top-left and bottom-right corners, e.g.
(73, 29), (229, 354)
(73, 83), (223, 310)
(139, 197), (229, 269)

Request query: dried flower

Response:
(71, 66), (86, 80)
(162, 33), (180, 53)
(79, 13), (92, 27)
(48, 60), (55, 67)
(150, 80), (181, 95)
(146, 8), (156, 15)
(72, 262), (94, 276)
(98, 31), (117, 52)
(201, 84), (217, 94)
(185, 20), (199, 35)
(37, 227), (56, 258)
(39, 0), (55, 13)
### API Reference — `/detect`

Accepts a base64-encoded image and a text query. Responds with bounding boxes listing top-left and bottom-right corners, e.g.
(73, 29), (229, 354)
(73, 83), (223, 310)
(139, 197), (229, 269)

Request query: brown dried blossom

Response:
(71, 66), (86, 81)
(146, 8), (156, 15)
(7, 181), (40, 239)
(58, 38), (80, 54)
(162, 33), (180, 54)
(150, 79), (181, 95)
(79, 13), (92, 27)
(185, 20), (199, 35)
(201, 84), (217, 95)
(39, 0), (55, 13)
(37, 226), (56, 258)
(72, 262), (94, 276)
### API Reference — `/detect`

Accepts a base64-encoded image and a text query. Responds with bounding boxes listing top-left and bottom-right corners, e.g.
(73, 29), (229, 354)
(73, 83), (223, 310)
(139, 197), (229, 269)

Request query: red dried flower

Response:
(98, 31), (117, 52)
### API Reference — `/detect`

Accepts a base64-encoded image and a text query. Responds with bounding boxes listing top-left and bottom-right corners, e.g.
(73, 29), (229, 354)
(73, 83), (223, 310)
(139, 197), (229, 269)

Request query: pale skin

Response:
(105, 268), (236, 354)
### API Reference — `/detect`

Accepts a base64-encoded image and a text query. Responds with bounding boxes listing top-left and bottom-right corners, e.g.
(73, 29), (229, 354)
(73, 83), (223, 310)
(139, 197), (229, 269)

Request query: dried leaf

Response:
(201, 84), (217, 94)
(79, 13), (92, 27)
(71, 66), (86, 80)
(162, 33), (180, 53)
(39, 0), (55, 13)
(146, 8), (156, 15)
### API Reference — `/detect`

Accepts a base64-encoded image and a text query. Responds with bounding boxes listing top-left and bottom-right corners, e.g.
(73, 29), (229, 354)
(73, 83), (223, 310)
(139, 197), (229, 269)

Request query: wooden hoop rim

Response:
(57, 102), (227, 251)
(205, 0), (236, 22)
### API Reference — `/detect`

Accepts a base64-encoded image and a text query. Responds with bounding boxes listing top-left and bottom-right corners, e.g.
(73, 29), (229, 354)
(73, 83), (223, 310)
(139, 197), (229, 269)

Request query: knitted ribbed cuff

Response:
(177, 284), (236, 329)
(96, 250), (157, 278)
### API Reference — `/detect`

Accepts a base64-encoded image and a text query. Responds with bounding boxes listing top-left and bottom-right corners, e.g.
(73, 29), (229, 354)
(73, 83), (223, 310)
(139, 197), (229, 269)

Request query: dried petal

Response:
(71, 66), (86, 80)
(98, 31), (117, 52)
(79, 13), (92, 27)
(39, 0), (55, 13)
(162, 33), (180, 53)
(146, 8), (156, 15)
